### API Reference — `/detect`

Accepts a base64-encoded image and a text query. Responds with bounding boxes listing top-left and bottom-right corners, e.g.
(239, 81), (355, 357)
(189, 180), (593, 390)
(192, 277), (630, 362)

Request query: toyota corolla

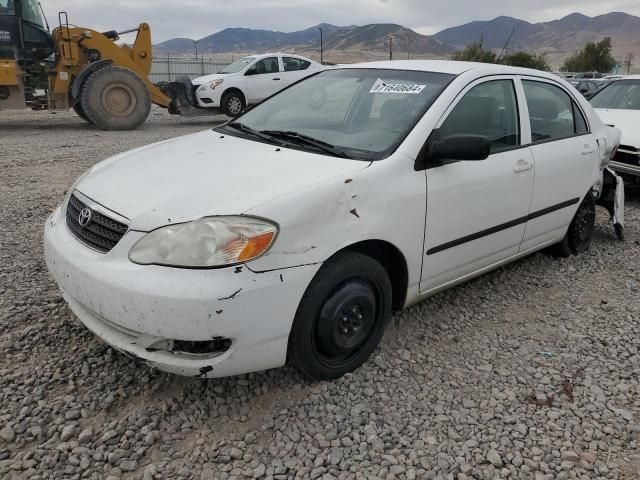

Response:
(45, 61), (623, 380)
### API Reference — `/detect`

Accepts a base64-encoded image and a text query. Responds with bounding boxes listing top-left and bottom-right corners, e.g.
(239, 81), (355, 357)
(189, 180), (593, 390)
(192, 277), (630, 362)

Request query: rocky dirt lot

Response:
(0, 108), (639, 480)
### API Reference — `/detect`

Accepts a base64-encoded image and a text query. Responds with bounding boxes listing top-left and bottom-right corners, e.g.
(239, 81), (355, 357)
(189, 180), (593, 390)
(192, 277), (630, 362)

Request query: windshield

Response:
(0, 0), (15, 15)
(21, 0), (44, 27)
(590, 80), (640, 110)
(224, 68), (454, 160)
(219, 56), (256, 74)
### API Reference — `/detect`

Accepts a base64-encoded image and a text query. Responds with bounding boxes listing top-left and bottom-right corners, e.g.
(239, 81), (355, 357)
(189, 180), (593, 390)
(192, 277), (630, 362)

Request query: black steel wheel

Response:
(568, 193), (596, 253)
(288, 252), (392, 380)
(546, 193), (596, 258)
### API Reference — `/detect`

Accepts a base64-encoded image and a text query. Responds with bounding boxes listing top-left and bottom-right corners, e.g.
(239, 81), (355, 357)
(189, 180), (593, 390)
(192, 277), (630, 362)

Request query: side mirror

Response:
(245, 68), (257, 76)
(415, 131), (490, 170)
(579, 87), (589, 94)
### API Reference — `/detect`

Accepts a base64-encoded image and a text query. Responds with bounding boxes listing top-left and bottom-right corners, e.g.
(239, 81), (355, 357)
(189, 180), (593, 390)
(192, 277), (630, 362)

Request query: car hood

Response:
(192, 72), (236, 86)
(594, 109), (640, 147)
(75, 130), (370, 231)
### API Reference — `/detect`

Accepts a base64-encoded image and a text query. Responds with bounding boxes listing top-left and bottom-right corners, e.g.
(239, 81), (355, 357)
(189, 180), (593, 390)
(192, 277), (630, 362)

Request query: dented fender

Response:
(245, 154), (426, 293)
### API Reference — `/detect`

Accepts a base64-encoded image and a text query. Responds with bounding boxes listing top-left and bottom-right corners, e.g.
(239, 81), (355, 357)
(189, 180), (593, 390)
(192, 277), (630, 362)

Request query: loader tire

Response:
(72, 102), (90, 123)
(80, 66), (151, 131)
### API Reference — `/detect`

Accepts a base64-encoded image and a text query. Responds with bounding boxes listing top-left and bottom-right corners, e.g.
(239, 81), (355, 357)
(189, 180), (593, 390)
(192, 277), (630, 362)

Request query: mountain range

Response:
(155, 22), (452, 56)
(154, 12), (640, 68)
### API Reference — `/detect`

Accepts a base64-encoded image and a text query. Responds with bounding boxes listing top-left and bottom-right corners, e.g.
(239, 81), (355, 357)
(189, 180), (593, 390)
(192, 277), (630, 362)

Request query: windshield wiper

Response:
(225, 122), (285, 145)
(261, 130), (351, 158)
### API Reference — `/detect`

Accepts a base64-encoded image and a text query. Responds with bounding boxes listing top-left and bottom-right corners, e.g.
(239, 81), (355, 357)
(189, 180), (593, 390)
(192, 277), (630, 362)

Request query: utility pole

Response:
(318, 27), (324, 64)
(497, 28), (516, 64)
(389, 35), (394, 61)
(193, 40), (198, 60)
(625, 52), (634, 74)
(479, 32), (484, 48)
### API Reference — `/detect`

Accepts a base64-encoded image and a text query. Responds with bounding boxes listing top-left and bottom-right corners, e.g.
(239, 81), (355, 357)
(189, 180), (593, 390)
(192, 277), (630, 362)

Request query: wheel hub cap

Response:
(315, 280), (377, 360)
(229, 97), (242, 115)
(102, 83), (136, 117)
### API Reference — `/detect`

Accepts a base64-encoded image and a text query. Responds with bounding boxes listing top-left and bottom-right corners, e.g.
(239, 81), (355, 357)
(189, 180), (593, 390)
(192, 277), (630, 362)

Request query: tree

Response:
(452, 43), (497, 63)
(502, 51), (550, 71)
(452, 44), (550, 71)
(561, 37), (617, 73)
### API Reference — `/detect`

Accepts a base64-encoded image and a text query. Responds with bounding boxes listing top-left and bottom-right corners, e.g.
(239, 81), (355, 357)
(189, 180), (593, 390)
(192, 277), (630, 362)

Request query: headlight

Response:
(209, 79), (224, 89)
(129, 216), (278, 268)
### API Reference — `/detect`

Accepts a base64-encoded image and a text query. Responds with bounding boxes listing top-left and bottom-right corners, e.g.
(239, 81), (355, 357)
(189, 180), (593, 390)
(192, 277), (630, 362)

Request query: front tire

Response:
(547, 193), (596, 258)
(288, 252), (392, 380)
(221, 91), (245, 117)
(72, 102), (90, 123)
(80, 66), (151, 131)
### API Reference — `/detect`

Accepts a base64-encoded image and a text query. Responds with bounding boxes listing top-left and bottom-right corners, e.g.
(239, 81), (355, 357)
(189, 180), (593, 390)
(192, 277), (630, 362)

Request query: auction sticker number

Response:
(370, 78), (426, 94)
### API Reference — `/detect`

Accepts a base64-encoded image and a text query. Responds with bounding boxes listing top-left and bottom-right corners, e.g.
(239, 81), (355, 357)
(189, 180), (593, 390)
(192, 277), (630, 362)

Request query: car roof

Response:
(248, 53), (312, 60)
(338, 60), (563, 80)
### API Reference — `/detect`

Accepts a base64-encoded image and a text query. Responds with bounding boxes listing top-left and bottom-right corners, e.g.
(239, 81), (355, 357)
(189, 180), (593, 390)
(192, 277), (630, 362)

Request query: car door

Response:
(518, 78), (598, 252)
(420, 77), (535, 293)
(244, 57), (283, 104)
(281, 57), (312, 86)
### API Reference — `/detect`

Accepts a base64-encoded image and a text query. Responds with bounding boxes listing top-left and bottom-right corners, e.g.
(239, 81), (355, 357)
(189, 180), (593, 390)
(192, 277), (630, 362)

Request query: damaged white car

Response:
(45, 61), (624, 380)
(591, 75), (640, 186)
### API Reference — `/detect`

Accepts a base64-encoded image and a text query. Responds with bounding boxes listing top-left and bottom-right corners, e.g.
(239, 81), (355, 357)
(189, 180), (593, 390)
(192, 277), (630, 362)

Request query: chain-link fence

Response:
(150, 57), (231, 83)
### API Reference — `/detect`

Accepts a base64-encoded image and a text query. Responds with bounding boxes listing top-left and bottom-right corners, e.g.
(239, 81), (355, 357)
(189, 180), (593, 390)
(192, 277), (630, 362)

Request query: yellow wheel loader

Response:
(0, 0), (178, 130)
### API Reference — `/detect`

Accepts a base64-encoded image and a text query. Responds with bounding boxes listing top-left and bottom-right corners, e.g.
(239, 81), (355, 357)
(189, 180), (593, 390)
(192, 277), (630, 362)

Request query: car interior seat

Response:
(528, 98), (572, 140)
(440, 95), (502, 141)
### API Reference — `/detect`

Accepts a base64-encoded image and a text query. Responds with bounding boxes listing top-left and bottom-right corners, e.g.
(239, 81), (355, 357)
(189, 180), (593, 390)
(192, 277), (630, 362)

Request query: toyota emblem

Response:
(78, 207), (92, 227)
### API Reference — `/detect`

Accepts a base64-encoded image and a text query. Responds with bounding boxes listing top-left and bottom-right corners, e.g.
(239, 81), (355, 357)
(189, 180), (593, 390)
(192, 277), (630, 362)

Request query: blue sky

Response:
(44, 0), (640, 42)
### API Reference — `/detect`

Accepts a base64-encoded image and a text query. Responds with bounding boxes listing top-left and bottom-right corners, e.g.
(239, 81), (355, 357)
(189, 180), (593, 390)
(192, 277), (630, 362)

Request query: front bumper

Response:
(610, 160), (640, 177)
(44, 206), (320, 377)
(194, 83), (223, 108)
(610, 146), (640, 177)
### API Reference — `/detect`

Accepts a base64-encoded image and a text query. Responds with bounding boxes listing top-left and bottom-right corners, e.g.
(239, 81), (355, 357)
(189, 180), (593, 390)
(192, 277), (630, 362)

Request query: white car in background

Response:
(591, 75), (640, 183)
(192, 53), (324, 116)
(45, 61), (623, 380)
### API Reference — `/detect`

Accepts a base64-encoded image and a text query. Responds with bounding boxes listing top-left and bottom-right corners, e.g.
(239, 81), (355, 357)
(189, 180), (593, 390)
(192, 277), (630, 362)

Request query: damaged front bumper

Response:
(44, 206), (321, 378)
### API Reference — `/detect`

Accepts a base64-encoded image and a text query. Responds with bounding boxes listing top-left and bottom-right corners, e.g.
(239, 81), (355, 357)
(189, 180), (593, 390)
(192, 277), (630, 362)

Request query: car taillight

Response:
(610, 146), (619, 159)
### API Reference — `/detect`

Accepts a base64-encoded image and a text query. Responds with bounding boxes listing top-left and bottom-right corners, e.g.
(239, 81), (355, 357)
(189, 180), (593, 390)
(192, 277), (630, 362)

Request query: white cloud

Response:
(42, 0), (640, 42)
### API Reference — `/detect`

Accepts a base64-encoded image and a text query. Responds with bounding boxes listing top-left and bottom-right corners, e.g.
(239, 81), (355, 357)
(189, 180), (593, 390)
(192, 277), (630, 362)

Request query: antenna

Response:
(497, 27), (516, 63)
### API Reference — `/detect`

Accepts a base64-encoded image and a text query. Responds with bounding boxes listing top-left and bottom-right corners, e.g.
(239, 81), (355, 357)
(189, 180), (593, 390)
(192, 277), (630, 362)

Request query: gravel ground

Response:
(1, 108), (639, 480)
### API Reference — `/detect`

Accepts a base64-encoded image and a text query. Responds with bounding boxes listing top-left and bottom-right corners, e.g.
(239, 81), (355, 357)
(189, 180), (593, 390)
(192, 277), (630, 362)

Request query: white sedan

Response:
(591, 75), (640, 184)
(45, 61), (623, 380)
(192, 53), (324, 116)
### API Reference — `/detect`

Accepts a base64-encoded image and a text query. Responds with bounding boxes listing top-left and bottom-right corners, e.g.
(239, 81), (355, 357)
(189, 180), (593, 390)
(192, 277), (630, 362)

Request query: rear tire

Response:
(288, 252), (392, 380)
(80, 66), (151, 131)
(221, 90), (245, 117)
(546, 193), (596, 258)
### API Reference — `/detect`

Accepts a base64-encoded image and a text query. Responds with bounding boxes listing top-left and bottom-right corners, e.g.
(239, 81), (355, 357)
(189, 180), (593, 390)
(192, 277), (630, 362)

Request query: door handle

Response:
(513, 160), (533, 173)
(273, 78), (281, 81)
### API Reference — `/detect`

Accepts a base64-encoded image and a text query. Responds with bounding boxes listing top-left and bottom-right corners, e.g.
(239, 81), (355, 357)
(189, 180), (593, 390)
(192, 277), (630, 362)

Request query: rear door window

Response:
(522, 80), (589, 143)
(283, 57), (311, 72)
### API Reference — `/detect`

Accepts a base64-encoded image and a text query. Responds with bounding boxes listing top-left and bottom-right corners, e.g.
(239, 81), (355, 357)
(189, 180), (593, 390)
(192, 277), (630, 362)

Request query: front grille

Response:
(66, 194), (128, 253)
(615, 145), (640, 166)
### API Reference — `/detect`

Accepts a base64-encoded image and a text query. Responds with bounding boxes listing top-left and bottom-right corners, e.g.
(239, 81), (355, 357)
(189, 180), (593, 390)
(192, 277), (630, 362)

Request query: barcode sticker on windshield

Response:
(370, 78), (426, 94)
